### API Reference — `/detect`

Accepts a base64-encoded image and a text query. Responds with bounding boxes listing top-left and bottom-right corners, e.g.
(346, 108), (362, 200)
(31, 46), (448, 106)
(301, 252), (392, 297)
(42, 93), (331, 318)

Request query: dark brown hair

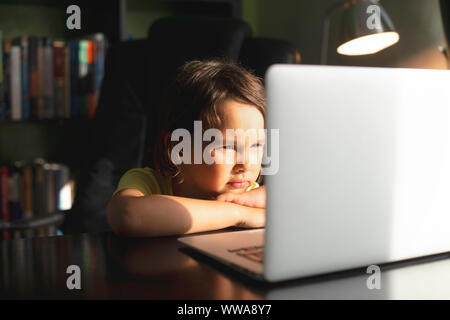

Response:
(153, 59), (266, 178)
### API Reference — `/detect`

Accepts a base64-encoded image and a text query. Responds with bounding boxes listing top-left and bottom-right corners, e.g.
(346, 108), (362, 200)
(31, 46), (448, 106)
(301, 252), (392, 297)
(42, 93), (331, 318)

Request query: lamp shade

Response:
(337, 0), (399, 55)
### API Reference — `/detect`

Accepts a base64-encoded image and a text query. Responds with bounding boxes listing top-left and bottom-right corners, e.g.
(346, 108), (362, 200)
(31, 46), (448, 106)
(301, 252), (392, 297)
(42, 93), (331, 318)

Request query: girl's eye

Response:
(251, 143), (263, 148)
(220, 145), (235, 150)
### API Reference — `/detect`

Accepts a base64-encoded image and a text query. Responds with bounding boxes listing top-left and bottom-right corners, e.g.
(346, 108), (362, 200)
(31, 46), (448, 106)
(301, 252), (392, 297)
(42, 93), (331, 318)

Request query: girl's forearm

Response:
(107, 194), (261, 237)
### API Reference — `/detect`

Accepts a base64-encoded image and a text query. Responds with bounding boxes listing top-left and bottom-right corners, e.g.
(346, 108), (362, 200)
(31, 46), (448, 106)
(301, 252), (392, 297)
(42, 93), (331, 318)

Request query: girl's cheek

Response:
(210, 149), (235, 165)
(249, 148), (264, 166)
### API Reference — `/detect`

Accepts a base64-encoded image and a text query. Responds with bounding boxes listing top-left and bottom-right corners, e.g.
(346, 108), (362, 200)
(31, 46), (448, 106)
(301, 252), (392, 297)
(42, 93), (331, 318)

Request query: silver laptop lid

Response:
(264, 65), (450, 282)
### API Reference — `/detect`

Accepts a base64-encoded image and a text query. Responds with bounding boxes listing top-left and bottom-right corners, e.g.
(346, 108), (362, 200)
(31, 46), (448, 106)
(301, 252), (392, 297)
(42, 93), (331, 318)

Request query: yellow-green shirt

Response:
(113, 167), (259, 196)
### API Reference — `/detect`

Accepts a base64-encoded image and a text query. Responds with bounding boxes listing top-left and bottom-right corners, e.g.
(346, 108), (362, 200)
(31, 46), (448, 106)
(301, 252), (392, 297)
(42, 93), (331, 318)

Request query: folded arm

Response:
(106, 188), (265, 237)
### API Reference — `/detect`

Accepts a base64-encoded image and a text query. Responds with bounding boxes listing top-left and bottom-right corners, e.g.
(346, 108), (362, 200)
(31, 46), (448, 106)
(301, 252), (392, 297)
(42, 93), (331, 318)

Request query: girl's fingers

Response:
(216, 193), (235, 202)
(217, 193), (247, 206)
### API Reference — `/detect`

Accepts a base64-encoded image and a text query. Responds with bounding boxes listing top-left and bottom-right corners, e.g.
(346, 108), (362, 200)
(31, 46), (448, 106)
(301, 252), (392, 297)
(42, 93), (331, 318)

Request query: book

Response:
(8, 163), (23, 239)
(12, 36), (30, 120)
(28, 36), (39, 119)
(44, 164), (56, 236)
(53, 40), (66, 119)
(43, 37), (54, 119)
(0, 166), (10, 240)
(32, 163), (45, 237)
(0, 160), (73, 239)
(86, 39), (97, 119)
(21, 165), (34, 238)
(69, 40), (80, 117)
(93, 33), (106, 98)
(86, 33), (107, 120)
(63, 45), (71, 119)
(10, 44), (22, 120)
(2, 39), (11, 119)
(2, 33), (106, 120)
(20, 165), (34, 220)
(78, 40), (88, 117)
(37, 37), (45, 119)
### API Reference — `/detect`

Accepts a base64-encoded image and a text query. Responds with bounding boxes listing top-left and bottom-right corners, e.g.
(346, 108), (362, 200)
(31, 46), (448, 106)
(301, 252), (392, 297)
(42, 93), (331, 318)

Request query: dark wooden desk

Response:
(2, 230), (450, 299)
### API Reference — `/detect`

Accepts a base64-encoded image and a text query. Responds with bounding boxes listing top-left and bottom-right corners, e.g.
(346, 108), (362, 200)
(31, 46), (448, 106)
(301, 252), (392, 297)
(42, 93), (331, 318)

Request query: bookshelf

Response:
(0, 0), (122, 167)
(0, 0), (243, 238)
(0, 0), (118, 238)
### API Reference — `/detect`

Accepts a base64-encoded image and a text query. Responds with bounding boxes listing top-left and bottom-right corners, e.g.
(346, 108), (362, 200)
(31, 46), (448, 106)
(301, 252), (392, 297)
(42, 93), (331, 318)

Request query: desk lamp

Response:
(321, 0), (400, 64)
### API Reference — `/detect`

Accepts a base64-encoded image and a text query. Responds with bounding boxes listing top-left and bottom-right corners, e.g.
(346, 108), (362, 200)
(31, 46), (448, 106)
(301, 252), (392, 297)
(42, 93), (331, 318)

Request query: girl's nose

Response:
(233, 150), (250, 172)
(233, 162), (249, 173)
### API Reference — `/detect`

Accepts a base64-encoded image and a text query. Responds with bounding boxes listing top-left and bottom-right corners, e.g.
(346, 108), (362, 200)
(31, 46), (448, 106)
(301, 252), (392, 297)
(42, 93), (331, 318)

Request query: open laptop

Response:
(178, 65), (450, 282)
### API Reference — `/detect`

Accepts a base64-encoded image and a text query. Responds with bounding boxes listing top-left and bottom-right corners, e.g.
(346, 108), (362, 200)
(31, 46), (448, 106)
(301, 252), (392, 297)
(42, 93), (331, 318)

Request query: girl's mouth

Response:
(227, 180), (249, 189)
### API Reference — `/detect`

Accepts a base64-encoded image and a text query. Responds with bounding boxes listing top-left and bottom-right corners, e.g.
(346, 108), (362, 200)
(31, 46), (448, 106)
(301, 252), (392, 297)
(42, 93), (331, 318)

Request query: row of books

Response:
(0, 31), (107, 120)
(0, 159), (75, 240)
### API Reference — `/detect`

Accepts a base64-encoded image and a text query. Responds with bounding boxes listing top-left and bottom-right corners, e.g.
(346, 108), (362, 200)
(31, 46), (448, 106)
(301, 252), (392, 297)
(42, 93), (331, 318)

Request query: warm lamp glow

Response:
(337, 31), (400, 56)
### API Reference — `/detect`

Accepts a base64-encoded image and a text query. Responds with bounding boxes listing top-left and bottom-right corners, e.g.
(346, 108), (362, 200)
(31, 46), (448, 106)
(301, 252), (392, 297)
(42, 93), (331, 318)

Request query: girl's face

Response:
(175, 99), (265, 199)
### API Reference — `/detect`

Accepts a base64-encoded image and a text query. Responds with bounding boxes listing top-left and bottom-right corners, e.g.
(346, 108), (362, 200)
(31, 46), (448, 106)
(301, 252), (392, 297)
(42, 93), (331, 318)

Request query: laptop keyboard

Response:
(228, 245), (264, 263)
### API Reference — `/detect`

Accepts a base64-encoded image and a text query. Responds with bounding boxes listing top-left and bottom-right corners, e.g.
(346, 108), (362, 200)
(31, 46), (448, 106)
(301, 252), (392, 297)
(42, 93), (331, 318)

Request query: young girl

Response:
(106, 60), (267, 237)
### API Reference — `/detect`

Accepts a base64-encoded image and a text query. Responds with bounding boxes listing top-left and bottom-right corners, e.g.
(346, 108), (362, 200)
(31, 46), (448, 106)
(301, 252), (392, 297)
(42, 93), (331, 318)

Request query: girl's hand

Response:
(216, 185), (266, 209)
(235, 207), (265, 228)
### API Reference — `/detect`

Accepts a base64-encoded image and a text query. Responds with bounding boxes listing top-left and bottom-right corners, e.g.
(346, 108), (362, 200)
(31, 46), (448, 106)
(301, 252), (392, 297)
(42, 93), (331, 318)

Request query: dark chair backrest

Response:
(239, 37), (300, 80)
(62, 16), (299, 234)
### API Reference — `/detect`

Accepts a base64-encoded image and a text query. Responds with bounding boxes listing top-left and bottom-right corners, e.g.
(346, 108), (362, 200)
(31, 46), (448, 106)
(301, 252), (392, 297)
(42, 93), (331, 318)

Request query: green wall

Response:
(1, 0), (447, 66)
(126, 0), (173, 39)
(0, 4), (65, 39)
(242, 0), (448, 68)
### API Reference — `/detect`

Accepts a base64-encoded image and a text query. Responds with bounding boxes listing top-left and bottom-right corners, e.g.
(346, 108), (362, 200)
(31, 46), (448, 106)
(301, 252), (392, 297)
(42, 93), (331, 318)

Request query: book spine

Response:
(22, 166), (34, 238)
(43, 38), (54, 119)
(87, 40), (97, 119)
(0, 166), (10, 240)
(78, 40), (88, 117)
(2, 40), (11, 119)
(95, 33), (106, 95)
(20, 36), (30, 120)
(49, 168), (56, 236)
(63, 46), (71, 119)
(69, 41), (79, 117)
(33, 165), (45, 237)
(53, 41), (65, 119)
(9, 164), (22, 239)
(11, 45), (22, 120)
(44, 166), (55, 236)
(28, 36), (39, 119)
(37, 38), (45, 120)
(95, 34), (106, 119)
(22, 166), (33, 220)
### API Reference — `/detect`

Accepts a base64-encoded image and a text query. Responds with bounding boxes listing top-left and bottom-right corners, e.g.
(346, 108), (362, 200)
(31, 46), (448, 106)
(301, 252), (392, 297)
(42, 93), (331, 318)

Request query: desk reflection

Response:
(105, 234), (262, 299)
(1, 232), (450, 299)
(179, 245), (450, 300)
